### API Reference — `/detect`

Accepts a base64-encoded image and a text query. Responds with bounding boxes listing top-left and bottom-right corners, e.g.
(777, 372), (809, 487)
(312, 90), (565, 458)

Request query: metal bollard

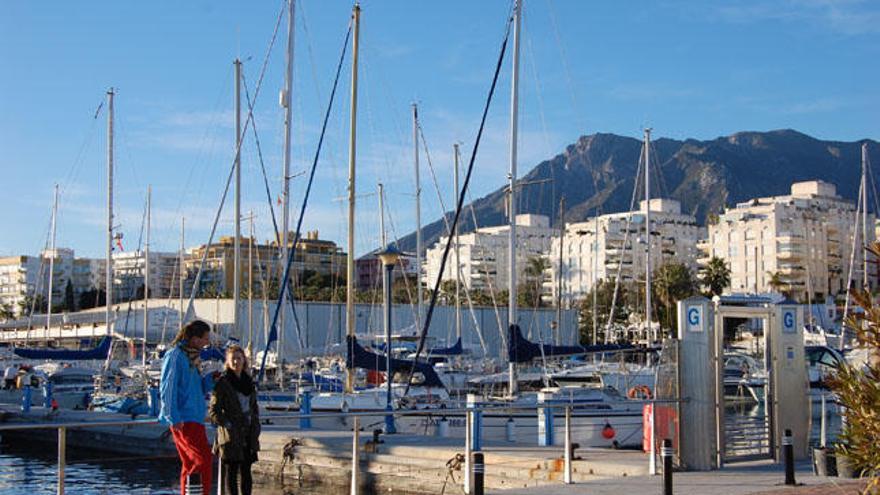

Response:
(783, 429), (796, 486)
(21, 385), (31, 413)
(505, 417), (516, 442)
(184, 472), (202, 495)
(819, 394), (827, 449)
(472, 452), (485, 495)
(537, 392), (554, 447)
(465, 411), (473, 494)
(58, 426), (66, 495)
(300, 390), (312, 429)
(43, 382), (53, 409)
(661, 438), (673, 495)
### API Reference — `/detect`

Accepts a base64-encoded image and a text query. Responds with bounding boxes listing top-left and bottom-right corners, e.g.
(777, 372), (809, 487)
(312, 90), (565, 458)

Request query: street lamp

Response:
(378, 244), (401, 433)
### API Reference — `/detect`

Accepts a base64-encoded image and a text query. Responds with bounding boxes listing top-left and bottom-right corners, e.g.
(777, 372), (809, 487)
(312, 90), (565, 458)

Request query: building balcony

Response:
(777, 250), (803, 260)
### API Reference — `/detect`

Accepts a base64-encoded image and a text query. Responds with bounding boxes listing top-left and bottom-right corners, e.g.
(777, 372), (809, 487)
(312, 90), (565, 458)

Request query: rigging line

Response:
(25, 210), (55, 335)
(297, 0), (325, 107)
(865, 147), (880, 217)
(404, 12), (514, 396)
(842, 174), (864, 334)
(119, 192), (149, 341)
(415, 127), (489, 353)
(240, 71), (281, 243)
(184, 0), (286, 320)
(605, 141), (645, 336)
(466, 193), (506, 348)
(382, 192), (418, 321)
(648, 139), (669, 200)
(60, 99), (102, 196)
(258, 21), (352, 380)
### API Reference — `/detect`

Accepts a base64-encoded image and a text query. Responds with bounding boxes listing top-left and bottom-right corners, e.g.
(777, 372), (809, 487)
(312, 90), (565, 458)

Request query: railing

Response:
(0, 398), (682, 495)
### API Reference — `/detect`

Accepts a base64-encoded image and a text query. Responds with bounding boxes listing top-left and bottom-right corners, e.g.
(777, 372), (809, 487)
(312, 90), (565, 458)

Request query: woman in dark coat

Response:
(209, 345), (260, 495)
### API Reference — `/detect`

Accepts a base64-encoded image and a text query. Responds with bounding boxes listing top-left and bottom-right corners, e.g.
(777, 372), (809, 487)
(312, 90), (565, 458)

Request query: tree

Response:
(0, 303), (14, 321)
(652, 262), (698, 334)
(63, 280), (75, 312)
(78, 287), (105, 310)
(766, 271), (787, 296)
(699, 256), (731, 297)
(827, 242), (880, 489)
(579, 279), (633, 344)
(520, 256), (550, 309)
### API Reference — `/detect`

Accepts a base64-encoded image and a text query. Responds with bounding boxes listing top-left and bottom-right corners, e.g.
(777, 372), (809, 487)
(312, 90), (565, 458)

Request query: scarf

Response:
(181, 343), (201, 369)
(224, 369), (255, 396)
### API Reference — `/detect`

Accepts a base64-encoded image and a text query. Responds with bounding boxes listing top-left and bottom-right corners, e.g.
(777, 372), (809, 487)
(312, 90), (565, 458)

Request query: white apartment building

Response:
(549, 199), (704, 306)
(0, 249), (105, 316)
(0, 255), (40, 316)
(701, 180), (874, 301)
(423, 214), (556, 293)
(113, 250), (180, 300)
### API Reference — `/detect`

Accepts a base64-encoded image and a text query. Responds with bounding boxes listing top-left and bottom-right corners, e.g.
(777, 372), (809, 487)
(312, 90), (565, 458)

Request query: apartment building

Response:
(548, 199), (704, 306)
(423, 214), (556, 292)
(112, 250), (181, 300)
(701, 180), (874, 300)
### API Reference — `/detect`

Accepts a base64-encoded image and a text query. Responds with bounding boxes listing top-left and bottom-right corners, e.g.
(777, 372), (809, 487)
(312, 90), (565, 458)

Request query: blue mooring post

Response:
(21, 385), (32, 412)
(43, 381), (53, 409)
(148, 386), (160, 417)
(468, 395), (482, 451)
(300, 390), (312, 429)
(537, 392), (554, 446)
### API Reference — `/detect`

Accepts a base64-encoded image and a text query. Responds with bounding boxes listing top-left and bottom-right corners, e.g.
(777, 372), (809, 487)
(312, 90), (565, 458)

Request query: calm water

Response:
(0, 440), (180, 494)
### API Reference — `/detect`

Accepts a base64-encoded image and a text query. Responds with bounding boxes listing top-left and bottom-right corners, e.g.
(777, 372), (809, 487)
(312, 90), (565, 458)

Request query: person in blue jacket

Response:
(160, 320), (218, 495)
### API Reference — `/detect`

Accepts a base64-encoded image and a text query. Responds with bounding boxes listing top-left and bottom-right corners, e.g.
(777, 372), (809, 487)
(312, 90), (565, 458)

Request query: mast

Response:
(593, 212), (600, 344)
(862, 143), (868, 289)
(179, 217), (185, 326)
(248, 211), (254, 358)
(106, 88), (114, 337)
(643, 128), (653, 344)
(233, 58), (242, 340)
(46, 184), (59, 330)
(279, 0), (296, 367)
(378, 183), (386, 247)
(143, 185), (151, 368)
(345, 3), (361, 394)
(507, 0), (522, 396)
(412, 104), (423, 332)
(556, 196), (565, 344)
(453, 144), (462, 342)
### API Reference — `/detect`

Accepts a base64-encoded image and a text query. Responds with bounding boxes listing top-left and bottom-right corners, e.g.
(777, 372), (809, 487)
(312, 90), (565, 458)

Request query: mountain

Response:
(396, 129), (879, 253)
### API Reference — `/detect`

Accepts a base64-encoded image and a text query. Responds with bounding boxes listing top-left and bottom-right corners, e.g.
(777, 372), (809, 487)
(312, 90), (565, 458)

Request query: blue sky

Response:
(2, 0), (879, 259)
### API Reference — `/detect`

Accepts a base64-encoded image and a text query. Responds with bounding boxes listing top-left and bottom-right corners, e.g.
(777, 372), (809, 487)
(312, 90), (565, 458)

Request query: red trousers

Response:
(170, 422), (213, 495)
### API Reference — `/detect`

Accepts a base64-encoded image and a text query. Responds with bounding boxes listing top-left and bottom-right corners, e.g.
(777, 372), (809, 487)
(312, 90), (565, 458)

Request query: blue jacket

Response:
(159, 343), (215, 426)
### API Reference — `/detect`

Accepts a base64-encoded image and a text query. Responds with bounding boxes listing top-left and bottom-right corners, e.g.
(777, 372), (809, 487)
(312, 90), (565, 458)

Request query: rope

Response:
(259, 20), (352, 381)
(405, 11), (514, 397)
(440, 453), (466, 495)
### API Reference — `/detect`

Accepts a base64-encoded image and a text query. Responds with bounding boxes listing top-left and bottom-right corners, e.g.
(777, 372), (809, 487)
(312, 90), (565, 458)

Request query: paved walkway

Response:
(489, 460), (868, 495)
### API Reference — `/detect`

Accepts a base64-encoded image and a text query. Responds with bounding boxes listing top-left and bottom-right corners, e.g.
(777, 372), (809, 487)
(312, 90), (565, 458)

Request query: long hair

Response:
(171, 319), (211, 346)
(224, 344), (250, 376)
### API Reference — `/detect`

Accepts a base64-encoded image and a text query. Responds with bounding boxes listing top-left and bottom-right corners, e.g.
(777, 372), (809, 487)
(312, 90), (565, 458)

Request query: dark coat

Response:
(209, 372), (260, 463)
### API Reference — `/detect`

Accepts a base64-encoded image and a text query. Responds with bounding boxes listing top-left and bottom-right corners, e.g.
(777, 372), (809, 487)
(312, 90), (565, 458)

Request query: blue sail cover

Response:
(428, 337), (463, 356)
(13, 336), (112, 361)
(507, 325), (634, 363)
(346, 336), (445, 389)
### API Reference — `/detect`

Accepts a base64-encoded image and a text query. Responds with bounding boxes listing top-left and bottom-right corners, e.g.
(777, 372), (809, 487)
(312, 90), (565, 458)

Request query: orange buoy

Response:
(601, 422), (616, 439)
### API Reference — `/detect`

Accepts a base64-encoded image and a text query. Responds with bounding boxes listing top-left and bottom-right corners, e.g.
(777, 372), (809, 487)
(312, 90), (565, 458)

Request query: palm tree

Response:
(767, 270), (786, 295)
(700, 256), (731, 297)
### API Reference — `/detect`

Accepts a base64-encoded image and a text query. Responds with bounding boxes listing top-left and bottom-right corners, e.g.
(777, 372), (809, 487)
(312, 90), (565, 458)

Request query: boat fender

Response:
(601, 421), (616, 440)
(626, 385), (652, 400)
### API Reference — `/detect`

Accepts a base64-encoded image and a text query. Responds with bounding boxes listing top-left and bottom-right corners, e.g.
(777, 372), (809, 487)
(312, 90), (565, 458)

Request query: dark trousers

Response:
(222, 460), (253, 495)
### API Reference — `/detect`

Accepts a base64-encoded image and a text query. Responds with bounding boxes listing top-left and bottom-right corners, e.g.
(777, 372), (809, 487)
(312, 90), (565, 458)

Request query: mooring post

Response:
(662, 438), (673, 495)
(473, 452), (485, 495)
(505, 417), (516, 442)
(148, 386), (160, 417)
(22, 385), (31, 413)
(300, 390), (312, 429)
(351, 416), (360, 495)
(43, 381), (53, 409)
(57, 426), (65, 495)
(537, 391), (554, 446)
(783, 429), (795, 486)
(820, 394), (827, 448)
(564, 406), (572, 484)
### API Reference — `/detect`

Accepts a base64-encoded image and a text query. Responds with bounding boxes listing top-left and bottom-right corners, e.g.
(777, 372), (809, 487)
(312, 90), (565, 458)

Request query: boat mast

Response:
(643, 128), (653, 344)
(279, 0), (296, 369)
(248, 211), (255, 359)
(46, 184), (59, 331)
(593, 212), (600, 344)
(507, 0), (522, 396)
(412, 104), (423, 332)
(556, 196), (565, 344)
(143, 185), (151, 368)
(378, 183), (386, 247)
(233, 58), (242, 340)
(454, 143), (462, 343)
(862, 142), (868, 289)
(106, 88), (114, 337)
(345, 3), (361, 394)
(179, 217), (185, 327)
